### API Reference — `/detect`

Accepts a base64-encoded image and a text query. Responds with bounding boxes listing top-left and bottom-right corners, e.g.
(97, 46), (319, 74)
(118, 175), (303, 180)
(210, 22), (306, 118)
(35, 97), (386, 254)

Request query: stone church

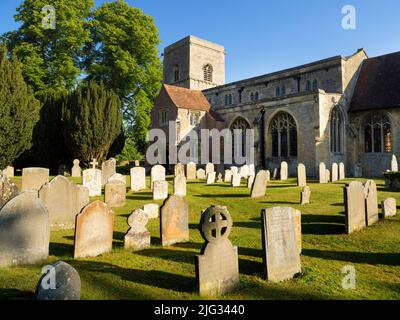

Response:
(150, 35), (400, 177)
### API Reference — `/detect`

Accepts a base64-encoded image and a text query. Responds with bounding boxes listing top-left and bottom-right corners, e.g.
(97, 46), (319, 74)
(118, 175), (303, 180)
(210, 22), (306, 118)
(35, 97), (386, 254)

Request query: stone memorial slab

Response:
(217, 173), (223, 182)
(105, 181), (126, 208)
(231, 174), (241, 187)
(101, 158), (116, 186)
(297, 163), (306, 187)
(77, 185), (90, 211)
(230, 166), (238, 175)
(319, 162), (327, 184)
(207, 172), (216, 184)
(364, 180), (379, 226)
(108, 173), (126, 184)
(124, 208), (150, 251)
(153, 180), (168, 200)
(251, 170), (268, 198)
(174, 175), (187, 197)
(143, 203), (159, 219)
(280, 161), (288, 180)
(331, 163), (338, 182)
(391, 155), (398, 172)
(130, 167), (146, 191)
(224, 170), (233, 182)
(205, 163), (215, 175)
(0, 174), (19, 209)
(21, 168), (49, 192)
(300, 186), (311, 205)
(74, 201), (113, 258)
(2, 166), (14, 178)
(196, 206), (239, 296)
(186, 162), (197, 180)
(82, 168), (102, 197)
(174, 163), (185, 177)
(325, 169), (330, 183)
(344, 181), (366, 234)
(197, 169), (206, 179)
(71, 160), (81, 178)
(151, 165), (166, 188)
(239, 165), (249, 178)
(339, 162), (345, 180)
(382, 198), (396, 218)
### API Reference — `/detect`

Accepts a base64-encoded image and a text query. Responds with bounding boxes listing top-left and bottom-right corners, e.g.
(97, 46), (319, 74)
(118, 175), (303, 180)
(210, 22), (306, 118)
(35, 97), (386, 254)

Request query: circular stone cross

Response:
(128, 209), (148, 228)
(200, 206), (233, 244)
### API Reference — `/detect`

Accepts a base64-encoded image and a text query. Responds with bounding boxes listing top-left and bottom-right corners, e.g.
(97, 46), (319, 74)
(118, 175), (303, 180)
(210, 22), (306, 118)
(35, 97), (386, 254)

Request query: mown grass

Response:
(0, 174), (399, 300)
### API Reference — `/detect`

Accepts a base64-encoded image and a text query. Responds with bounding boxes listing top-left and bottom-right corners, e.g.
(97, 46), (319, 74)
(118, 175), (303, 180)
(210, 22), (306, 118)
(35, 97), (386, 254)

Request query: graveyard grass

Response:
(1, 174), (400, 300)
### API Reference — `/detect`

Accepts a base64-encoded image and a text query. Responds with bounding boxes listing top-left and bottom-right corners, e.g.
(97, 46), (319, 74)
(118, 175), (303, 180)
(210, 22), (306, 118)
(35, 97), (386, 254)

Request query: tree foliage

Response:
(0, 46), (40, 169)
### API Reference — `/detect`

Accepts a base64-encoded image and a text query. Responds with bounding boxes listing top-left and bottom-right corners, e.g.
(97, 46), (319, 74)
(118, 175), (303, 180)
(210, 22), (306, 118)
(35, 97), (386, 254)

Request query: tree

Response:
(0, 46), (40, 169)
(62, 81), (123, 165)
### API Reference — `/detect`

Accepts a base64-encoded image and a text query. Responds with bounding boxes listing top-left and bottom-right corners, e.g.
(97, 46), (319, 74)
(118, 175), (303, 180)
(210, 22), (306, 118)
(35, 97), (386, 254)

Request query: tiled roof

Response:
(163, 84), (211, 112)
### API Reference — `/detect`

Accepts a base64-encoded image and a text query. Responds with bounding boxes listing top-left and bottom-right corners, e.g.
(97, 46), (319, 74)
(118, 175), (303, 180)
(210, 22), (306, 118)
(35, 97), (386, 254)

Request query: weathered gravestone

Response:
(74, 201), (113, 258)
(297, 163), (306, 187)
(82, 168), (102, 197)
(36, 261), (81, 300)
(101, 158), (116, 186)
(105, 181), (126, 207)
(174, 175), (187, 197)
(197, 169), (206, 179)
(130, 167), (146, 191)
(196, 206), (239, 296)
(247, 175), (255, 189)
(339, 162), (345, 180)
(344, 181), (366, 234)
(280, 161), (288, 180)
(21, 168), (49, 192)
(160, 195), (189, 246)
(230, 166), (238, 175)
(151, 165), (166, 189)
(300, 186), (311, 205)
(143, 203), (159, 219)
(364, 180), (379, 226)
(207, 172), (216, 184)
(331, 163), (338, 182)
(0, 192), (50, 267)
(261, 207), (301, 282)
(217, 173), (223, 183)
(71, 160), (81, 178)
(3, 166), (14, 178)
(39, 176), (89, 229)
(231, 174), (241, 187)
(224, 170), (233, 183)
(382, 198), (397, 218)
(0, 174), (19, 209)
(266, 170), (271, 181)
(205, 163), (215, 175)
(251, 170), (268, 198)
(239, 165), (249, 178)
(391, 155), (398, 172)
(174, 163), (185, 177)
(186, 162), (197, 180)
(319, 162), (327, 184)
(153, 180), (168, 201)
(325, 169), (330, 183)
(124, 208), (150, 251)
(108, 173), (126, 184)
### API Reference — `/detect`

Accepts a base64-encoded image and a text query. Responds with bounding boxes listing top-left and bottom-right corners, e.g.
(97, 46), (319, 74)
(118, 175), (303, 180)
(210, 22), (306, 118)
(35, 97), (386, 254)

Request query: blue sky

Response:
(1, 0), (399, 83)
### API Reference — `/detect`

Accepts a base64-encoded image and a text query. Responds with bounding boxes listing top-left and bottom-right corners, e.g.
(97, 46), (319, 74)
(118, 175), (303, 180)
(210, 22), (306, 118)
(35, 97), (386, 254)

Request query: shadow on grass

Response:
(135, 248), (196, 264)
(301, 214), (345, 235)
(126, 193), (153, 201)
(0, 288), (35, 300)
(49, 242), (73, 257)
(262, 200), (299, 205)
(195, 194), (249, 199)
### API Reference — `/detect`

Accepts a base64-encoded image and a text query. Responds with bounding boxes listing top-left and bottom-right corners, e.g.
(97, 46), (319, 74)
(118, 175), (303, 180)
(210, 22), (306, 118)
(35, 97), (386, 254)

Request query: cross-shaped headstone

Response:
(90, 159), (98, 169)
(200, 207), (232, 243)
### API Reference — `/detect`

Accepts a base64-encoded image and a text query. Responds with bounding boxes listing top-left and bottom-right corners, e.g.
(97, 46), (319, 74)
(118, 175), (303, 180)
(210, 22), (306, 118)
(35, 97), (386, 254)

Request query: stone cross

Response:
(90, 159), (98, 169)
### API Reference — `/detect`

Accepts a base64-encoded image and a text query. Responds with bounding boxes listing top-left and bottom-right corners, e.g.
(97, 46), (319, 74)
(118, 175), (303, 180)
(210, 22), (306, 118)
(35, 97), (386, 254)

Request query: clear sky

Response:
(1, 0), (399, 83)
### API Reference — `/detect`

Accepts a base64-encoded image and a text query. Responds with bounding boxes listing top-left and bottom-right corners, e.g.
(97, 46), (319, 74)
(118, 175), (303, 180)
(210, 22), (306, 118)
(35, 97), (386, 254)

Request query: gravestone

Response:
(186, 162), (197, 180)
(261, 207), (301, 282)
(39, 176), (88, 229)
(230, 166), (238, 175)
(124, 209), (150, 251)
(108, 173), (126, 185)
(197, 169), (206, 179)
(105, 181), (126, 208)
(101, 158), (116, 187)
(344, 181), (366, 234)
(0, 174), (19, 209)
(143, 203), (159, 219)
(21, 168), (49, 192)
(339, 162), (345, 180)
(207, 172), (216, 184)
(231, 174), (241, 187)
(217, 173), (223, 182)
(174, 175), (187, 197)
(174, 163), (185, 177)
(205, 163), (215, 175)
(196, 206), (239, 296)
(160, 195), (189, 246)
(0, 192), (50, 267)
(153, 180), (168, 201)
(266, 170), (271, 181)
(331, 163), (338, 182)
(325, 169), (330, 183)
(249, 164), (255, 177)
(74, 201), (113, 259)
(36, 261), (81, 300)
(247, 175), (255, 189)
(82, 168), (102, 197)
(151, 165), (166, 188)
(239, 165), (249, 178)
(300, 186), (311, 205)
(224, 170), (233, 182)
(2, 166), (14, 178)
(130, 167), (146, 191)
(251, 170), (268, 198)
(382, 198), (397, 218)
(391, 155), (398, 172)
(364, 180), (379, 226)
(134, 160), (140, 167)
(319, 162), (327, 184)
(280, 161), (288, 180)
(297, 163), (306, 187)
(71, 160), (81, 178)
(77, 185), (90, 212)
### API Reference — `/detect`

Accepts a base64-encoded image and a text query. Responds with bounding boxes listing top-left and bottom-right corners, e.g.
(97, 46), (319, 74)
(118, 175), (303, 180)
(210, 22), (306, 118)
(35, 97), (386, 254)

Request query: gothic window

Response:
(224, 93), (233, 106)
(250, 91), (259, 102)
(306, 80), (311, 92)
(276, 86), (281, 97)
(255, 92), (259, 101)
(250, 92), (254, 102)
(173, 65), (180, 82)
(330, 106), (343, 153)
(312, 79), (318, 91)
(270, 112), (297, 157)
(203, 64), (213, 82)
(364, 113), (392, 153)
(282, 86), (286, 96)
(230, 117), (251, 157)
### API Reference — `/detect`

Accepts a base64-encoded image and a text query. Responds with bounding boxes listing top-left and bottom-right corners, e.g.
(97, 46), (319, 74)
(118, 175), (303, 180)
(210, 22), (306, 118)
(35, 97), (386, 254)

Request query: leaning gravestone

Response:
(74, 201), (114, 259)
(71, 160), (81, 178)
(206, 172), (216, 184)
(280, 161), (288, 180)
(39, 176), (88, 229)
(231, 174), (241, 187)
(300, 186), (311, 205)
(382, 198), (397, 218)
(319, 162), (327, 184)
(108, 173), (126, 185)
(160, 195), (189, 246)
(174, 163), (185, 177)
(331, 163), (338, 182)
(143, 203), (159, 219)
(251, 170), (268, 198)
(196, 206), (239, 296)
(82, 168), (102, 197)
(205, 163), (215, 175)
(344, 181), (366, 234)
(391, 155), (398, 172)
(151, 165), (166, 189)
(297, 163), (306, 187)
(124, 208), (150, 251)
(224, 170), (233, 183)
(0, 174), (19, 209)
(261, 207), (301, 282)
(0, 192), (50, 267)
(174, 175), (187, 197)
(101, 158), (116, 187)
(130, 167), (146, 191)
(105, 181), (126, 208)
(36, 261), (81, 300)
(21, 168), (49, 192)
(339, 162), (345, 180)
(364, 180), (379, 226)
(197, 169), (206, 179)
(153, 180), (168, 201)
(186, 162), (197, 180)
(3, 166), (14, 178)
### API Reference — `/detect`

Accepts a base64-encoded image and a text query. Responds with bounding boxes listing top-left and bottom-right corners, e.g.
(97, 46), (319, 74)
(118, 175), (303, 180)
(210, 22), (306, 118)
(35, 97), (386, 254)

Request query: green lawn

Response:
(1, 174), (399, 300)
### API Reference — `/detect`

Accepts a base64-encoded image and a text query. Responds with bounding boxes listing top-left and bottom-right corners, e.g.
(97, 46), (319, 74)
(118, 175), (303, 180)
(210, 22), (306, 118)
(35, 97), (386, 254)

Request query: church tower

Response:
(163, 35), (225, 91)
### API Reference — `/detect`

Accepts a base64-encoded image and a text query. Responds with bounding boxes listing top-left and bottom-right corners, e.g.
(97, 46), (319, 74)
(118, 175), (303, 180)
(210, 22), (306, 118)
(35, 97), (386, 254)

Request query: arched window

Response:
(250, 92), (254, 102)
(282, 86), (286, 96)
(270, 112), (297, 157)
(231, 117), (251, 157)
(312, 79), (318, 91)
(306, 81), (311, 92)
(276, 87), (281, 97)
(330, 106), (343, 153)
(225, 93), (233, 106)
(203, 64), (213, 82)
(255, 92), (259, 101)
(173, 65), (180, 82)
(364, 113), (392, 153)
